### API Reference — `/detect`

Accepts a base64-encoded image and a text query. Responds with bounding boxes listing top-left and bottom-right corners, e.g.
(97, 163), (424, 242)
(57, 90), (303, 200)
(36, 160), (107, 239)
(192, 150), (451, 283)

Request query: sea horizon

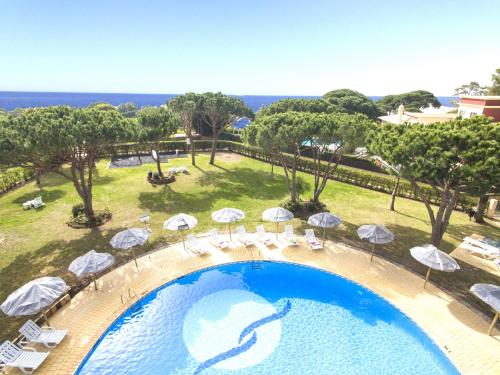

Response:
(0, 91), (457, 112)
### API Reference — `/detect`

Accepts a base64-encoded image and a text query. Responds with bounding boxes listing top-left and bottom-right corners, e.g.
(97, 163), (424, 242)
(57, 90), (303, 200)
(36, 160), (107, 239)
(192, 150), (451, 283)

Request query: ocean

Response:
(0, 92), (457, 112)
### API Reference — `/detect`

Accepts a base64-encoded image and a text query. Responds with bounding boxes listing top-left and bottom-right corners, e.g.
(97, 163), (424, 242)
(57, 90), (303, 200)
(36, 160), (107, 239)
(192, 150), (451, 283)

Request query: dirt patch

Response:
(212, 151), (243, 163)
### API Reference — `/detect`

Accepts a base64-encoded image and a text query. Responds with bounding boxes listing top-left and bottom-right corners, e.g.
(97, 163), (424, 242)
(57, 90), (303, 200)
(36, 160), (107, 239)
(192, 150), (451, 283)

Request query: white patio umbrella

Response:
(470, 283), (500, 335)
(110, 228), (150, 269)
(357, 224), (395, 262)
(308, 212), (342, 246)
(211, 208), (245, 240)
(410, 244), (460, 288)
(262, 207), (294, 239)
(163, 213), (197, 250)
(68, 250), (115, 290)
(1, 277), (68, 324)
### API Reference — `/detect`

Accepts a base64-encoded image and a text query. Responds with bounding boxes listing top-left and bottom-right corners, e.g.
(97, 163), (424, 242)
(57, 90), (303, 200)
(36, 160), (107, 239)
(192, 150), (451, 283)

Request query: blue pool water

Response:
(76, 261), (460, 375)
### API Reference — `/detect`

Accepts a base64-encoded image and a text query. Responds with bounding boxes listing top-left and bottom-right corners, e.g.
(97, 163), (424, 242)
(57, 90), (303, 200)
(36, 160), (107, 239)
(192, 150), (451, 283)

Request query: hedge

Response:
(0, 168), (35, 193)
(105, 140), (476, 210)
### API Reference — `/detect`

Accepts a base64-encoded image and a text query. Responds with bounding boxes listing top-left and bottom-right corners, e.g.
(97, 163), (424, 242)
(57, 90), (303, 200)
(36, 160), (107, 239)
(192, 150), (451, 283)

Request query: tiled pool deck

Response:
(10, 234), (500, 375)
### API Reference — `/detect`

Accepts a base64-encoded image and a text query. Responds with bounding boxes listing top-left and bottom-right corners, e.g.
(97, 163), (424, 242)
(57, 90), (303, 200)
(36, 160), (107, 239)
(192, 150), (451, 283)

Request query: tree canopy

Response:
(488, 68), (500, 95)
(376, 90), (441, 113)
(117, 102), (138, 118)
(453, 81), (488, 96)
(258, 98), (335, 116)
(323, 89), (380, 119)
(367, 117), (499, 245)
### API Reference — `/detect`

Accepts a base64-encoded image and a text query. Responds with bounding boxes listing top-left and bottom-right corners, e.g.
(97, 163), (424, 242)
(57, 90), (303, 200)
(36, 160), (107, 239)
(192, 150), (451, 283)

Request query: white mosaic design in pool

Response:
(182, 289), (282, 370)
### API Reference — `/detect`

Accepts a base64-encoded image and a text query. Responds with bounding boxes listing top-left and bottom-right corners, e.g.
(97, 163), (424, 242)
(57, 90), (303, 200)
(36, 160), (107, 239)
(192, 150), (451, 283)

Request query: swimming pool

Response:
(76, 261), (460, 374)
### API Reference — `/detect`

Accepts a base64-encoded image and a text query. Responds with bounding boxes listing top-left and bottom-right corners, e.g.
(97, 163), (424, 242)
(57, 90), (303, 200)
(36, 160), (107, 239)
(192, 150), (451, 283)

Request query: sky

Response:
(1, 0), (499, 96)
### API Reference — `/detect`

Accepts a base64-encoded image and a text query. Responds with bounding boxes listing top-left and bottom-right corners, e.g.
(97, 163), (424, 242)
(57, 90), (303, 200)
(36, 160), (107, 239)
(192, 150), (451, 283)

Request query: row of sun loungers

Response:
(461, 236), (500, 260)
(168, 166), (188, 175)
(0, 320), (67, 374)
(184, 225), (323, 256)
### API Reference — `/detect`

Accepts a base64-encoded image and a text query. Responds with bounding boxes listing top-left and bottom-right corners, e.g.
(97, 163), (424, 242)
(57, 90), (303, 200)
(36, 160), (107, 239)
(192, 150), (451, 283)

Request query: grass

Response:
(0, 152), (499, 340)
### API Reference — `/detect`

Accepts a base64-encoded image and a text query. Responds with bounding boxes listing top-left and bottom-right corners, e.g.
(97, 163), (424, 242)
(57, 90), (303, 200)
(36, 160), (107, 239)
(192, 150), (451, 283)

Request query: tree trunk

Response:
(209, 132), (217, 165)
(389, 176), (400, 211)
(290, 153), (298, 203)
(35, 168), (41, 186)
(190, 137), (196, 166)
(474, 195), (489, 223)
(81, 184), (95, 219)
(155, 151), (163, 176)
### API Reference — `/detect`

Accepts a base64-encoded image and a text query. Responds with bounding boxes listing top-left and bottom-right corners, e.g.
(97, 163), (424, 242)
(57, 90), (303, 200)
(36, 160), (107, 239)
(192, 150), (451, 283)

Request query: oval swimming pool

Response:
(76, 261), (460, 374)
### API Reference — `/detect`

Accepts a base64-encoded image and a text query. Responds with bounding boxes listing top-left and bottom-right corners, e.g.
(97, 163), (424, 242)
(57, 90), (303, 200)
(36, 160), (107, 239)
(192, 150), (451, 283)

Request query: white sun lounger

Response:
(462, 237), (500, 259)
(186, 234), (207, 255)
(256, 225), (273, 246)
(236, 225), (254, 247)
(305, 229), (323, 250)
(0, 340), (49, 375)
(19, 320), (68, 349)
(209, 228), (229, 249)
(283, 225), (298, 246)
(177, 166), (188, 174)
(22, 197), (45, 210)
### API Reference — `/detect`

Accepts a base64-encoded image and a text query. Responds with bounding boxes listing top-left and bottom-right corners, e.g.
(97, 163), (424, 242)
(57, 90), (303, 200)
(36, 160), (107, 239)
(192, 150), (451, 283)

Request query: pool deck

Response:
(11, 234), (500, 375)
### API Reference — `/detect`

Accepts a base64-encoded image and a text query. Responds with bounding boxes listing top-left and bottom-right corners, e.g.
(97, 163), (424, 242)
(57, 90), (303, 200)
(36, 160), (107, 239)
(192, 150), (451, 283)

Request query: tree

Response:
(488, 68), (500, 95)
(137, 106), (179, 176)
(323, 89), (381, 119)
(244, 112), (311, 203)
(259, 98), (335, 115)
(198, 92), (254, 165)
(0, 108), (63, 185)
(454, 81), (488, 96)
(376, 90), (441, 113)
(368, 117), (499, 246)
(305, 113), (372, 204)
(117, 102), (137, 118)
(88, 102), (117, 111)
(168, 93), (199, 166)
(1, 106), (134, 221)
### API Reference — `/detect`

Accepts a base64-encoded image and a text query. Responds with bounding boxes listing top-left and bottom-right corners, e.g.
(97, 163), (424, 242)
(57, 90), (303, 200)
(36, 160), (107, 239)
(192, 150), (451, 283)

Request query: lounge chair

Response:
(305, 229), (323, 250)
(22, 197), (44, 210)
(462, 237), (500, 259)
(0, 340), (49, 375)
(283, 225), (298, 246)
(177, 166), (188, 174)
(209, 228), (229, 249)
(236, 225), (254, 247)
(19, 320), (67, 349)
(186, 234), (207, 255)
(168, 167), (178, 174)
(256, 225), (273, 246)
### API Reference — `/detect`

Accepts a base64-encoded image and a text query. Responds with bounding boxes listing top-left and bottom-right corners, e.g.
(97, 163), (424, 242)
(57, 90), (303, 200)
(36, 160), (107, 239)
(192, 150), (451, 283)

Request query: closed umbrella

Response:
(164, 213), (197, 250)
(262, 207), (294, 239)
(308, 212), (342, 246)
(110, 228), (150, 269)
(69, 250), (115, 290)
(410, 244), (460, 288)
(1, 277), (68, 325)
(470, 283), (500, 335)
(357, 224), (395, 262)
(211, 208), (245, 240)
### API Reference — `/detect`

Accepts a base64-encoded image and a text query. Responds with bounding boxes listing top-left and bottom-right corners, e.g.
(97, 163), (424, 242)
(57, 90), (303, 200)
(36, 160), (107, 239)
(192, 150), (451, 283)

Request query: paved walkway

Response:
(11, 234), (500, 375)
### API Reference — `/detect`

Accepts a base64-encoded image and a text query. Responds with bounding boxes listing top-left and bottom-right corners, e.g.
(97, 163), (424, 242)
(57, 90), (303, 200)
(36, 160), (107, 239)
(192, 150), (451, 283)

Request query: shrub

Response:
(68, 208), (112, 229)
(71, 203), (85, 218)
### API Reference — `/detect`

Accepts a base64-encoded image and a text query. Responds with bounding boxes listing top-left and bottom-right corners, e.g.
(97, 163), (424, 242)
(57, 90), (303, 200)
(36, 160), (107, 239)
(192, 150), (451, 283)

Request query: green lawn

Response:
(0, 152), (499, 340)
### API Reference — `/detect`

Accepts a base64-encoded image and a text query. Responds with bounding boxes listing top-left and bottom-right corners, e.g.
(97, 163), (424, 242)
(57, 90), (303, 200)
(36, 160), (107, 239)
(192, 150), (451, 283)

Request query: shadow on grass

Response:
(12, 189), (66, 205)
(138, 167), (288, 214)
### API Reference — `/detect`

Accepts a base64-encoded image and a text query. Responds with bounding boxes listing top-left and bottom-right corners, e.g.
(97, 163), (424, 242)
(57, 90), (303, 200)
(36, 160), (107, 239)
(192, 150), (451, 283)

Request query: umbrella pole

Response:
(92, 274), (98, 290)
(488, 312), (499, 335)
(132, 248), (138, 269)
(42, 310), (51, 327)
(181, 231), (186, 250)
(228, 223), (232, 241)
(323, 227), (326, 247)
(424, 267), (431, 288)
(276, 222), (279, 240)
(370, 243), (375, 262)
